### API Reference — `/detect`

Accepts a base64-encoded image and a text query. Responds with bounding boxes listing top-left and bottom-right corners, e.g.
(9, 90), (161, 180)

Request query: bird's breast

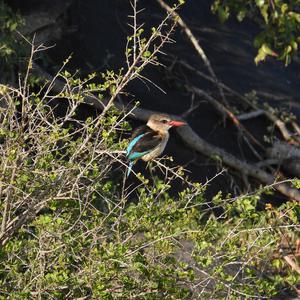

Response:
(141, 133), (169, 162)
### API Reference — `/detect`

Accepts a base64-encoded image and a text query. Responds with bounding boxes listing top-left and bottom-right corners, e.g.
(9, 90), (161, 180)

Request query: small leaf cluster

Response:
(212, 0), (300, 65)
(0, 2), (25, 73)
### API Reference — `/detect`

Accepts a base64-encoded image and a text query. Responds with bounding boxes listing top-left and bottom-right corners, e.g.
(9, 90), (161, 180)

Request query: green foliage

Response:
(0, 2), (299, 298)
(292, 178), (300, 189)
(0, 2), (24, 71)
(0, 58), (298, 298)
(0, 150), (298, 299)
(212, 0), (300, 65)
(0, 82), (299, 298)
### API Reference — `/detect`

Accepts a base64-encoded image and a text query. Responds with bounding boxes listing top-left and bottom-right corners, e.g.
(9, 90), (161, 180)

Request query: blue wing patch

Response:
(128, 150), (150, 161)
(127, 133), (151, 162)
(126, 134), (144, 156)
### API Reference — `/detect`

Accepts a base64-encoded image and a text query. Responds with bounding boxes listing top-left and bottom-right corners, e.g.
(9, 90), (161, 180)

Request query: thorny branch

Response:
(100, 1), (178, 117)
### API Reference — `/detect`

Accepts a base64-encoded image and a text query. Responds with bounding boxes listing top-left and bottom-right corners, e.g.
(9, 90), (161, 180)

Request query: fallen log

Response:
(267, 141), (300, 178)
(29, 64), (300, 201)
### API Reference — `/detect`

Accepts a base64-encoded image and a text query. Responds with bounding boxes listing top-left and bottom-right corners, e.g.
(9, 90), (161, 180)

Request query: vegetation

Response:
(212, 0), (300, 65)
(1, 77), (299, 298)
(0, 2), (24, 75)
(0, 1), (299, 299)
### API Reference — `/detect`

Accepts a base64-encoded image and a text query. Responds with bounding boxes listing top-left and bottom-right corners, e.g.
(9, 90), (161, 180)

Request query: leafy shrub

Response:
(0, 77), (299, 298)
(0, 1), (299, 299)
(212, 0), (300, 65)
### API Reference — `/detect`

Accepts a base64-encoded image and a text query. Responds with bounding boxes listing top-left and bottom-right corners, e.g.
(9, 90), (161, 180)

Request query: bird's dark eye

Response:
(161, 119), (168, 124)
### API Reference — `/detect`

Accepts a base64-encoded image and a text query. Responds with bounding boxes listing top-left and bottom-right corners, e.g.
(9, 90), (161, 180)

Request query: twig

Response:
(237, 110), (265, 121)
(175, 125), (300, 201)
(100, 2), (178, 117)
(185, 85), (265, 150)
(1, 162), (17, 233)
(283, 255), (300, 274)
(169, 58), (300, 146)
(181, 98), (200, 118)
(156, 0), (228, 107)
(292, 121), (300, 136)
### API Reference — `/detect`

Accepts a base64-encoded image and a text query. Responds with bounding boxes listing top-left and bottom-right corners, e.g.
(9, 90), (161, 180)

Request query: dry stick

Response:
(33, 1), (177, 120)
(283, 255), (300, 275)
(1, 162), (17, 234)
(266, 141), (300, 177)
(166, 58), (266, 157)
(173, 58), (300, 145)
(0, 199), (45, 246)
(237, 110), (265, 121)
(156, 0), (228, 107)
(176, 125), (300, 201)
(292, 122), (300, 136)
(32, 65), (300, 200)
(185, 85), (265, 151)
(266, 113), (299, 144)
(100, 7), (177, 118)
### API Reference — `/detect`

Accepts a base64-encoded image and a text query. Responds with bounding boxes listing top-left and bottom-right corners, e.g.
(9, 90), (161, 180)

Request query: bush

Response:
(0, 1), (299, 298)
(0, 75), (299, 298)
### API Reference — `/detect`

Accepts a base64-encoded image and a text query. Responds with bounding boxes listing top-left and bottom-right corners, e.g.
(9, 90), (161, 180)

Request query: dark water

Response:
(9, 0), (300, 198)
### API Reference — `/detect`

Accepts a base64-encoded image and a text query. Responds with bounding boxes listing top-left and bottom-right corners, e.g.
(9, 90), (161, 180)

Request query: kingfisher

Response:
(126, 113), (186, 176)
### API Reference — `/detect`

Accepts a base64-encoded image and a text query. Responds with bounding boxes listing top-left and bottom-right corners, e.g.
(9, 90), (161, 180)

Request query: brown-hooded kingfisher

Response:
(126, 114), (186, 176)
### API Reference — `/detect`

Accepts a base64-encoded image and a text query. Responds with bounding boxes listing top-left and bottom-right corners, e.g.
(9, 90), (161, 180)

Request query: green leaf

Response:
(289, 12), (300, 23)
(255, 0), (265, 8)
(260, 5), (269, 24)
(237, 9), (246, 22)
(218, 6), (230, 23)
(143, 50), (151, 58)
(255, 44), (277, 64)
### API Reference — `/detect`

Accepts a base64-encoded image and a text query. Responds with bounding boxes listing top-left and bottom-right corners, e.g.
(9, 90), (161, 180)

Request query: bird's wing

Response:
(130, 125), (149, 139)
(127, 126), (162, 160)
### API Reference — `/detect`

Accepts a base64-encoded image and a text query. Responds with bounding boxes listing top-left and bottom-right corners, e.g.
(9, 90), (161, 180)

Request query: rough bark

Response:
(267, 141), (300, 177)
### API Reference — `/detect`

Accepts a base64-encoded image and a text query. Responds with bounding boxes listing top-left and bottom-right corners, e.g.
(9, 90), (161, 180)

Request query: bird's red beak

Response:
(168, 120), (187, 127)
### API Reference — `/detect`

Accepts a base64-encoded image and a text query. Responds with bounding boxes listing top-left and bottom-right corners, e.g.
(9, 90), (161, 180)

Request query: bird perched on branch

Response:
(126, 113), (186, 176)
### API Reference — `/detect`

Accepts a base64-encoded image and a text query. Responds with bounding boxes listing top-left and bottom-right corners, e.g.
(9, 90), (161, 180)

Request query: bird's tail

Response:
(126, 161), (134, 177)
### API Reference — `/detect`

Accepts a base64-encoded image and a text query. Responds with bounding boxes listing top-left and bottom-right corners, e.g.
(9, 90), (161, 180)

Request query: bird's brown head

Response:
(147, 114), (186, 132)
